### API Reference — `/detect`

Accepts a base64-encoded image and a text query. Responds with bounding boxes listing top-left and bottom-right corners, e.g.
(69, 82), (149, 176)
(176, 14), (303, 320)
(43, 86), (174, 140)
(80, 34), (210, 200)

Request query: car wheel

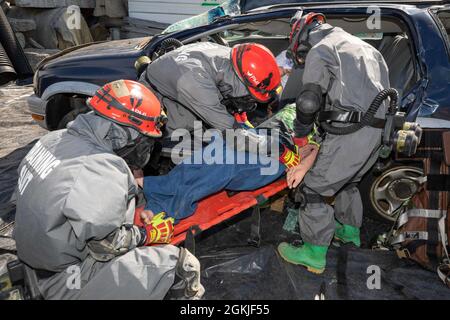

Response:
(57, 109), (81, 129)
(360, 165), (425, 222)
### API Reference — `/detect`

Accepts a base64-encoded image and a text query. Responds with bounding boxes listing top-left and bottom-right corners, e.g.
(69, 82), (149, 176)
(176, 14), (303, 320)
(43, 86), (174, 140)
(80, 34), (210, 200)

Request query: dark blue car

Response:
(27, 0), (450, 221)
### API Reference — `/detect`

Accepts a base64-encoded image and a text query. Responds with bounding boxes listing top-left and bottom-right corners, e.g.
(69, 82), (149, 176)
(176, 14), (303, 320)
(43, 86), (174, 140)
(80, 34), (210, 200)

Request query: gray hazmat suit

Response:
(296, 24), (390, 245)
(139, 42), (250, 134)
(13, 112), (180, 299)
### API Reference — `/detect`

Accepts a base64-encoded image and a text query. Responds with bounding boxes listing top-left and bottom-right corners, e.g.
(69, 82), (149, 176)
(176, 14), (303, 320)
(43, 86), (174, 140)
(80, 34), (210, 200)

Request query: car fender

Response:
(41, 81), (100, 101)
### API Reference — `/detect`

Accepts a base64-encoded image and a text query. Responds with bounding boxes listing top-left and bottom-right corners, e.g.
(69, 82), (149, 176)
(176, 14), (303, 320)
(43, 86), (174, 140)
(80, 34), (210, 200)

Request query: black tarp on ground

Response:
(193, 208), (450, 300)
(0, 142), (35, 252)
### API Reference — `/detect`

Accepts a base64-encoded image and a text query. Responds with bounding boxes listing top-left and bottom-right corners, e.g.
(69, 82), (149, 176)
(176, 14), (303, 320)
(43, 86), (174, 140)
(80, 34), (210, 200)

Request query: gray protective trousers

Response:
(296, 24), (390, 246)
(38, 246), (180, 300)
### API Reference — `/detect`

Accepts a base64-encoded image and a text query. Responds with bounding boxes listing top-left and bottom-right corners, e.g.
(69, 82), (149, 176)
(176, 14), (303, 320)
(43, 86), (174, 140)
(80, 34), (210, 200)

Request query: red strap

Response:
(134, 206), (144, 226)
(234, 112), (248, 123)
(293, 136), (308, 148)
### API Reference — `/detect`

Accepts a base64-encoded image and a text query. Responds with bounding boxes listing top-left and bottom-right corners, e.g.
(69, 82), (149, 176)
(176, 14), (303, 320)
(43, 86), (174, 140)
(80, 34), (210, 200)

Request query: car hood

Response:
(40, 37), (151, 69)
(63, 37), (150, 57)
(35, 37), (153, 97)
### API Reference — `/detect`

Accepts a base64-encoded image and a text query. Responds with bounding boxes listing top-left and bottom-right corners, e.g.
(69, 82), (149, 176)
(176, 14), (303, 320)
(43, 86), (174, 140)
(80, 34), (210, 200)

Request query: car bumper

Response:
(27, 94), (48, 129)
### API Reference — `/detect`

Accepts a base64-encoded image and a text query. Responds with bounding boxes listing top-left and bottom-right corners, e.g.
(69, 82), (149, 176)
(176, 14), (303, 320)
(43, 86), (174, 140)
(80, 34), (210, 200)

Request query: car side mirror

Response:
(135, 56), (152, 77)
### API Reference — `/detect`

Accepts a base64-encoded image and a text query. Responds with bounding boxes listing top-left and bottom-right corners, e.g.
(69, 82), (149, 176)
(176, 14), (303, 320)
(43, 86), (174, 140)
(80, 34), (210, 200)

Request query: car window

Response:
(222, 26), (289, 41)
(221, 18), (291, 41)
(162, 0), (241, 34)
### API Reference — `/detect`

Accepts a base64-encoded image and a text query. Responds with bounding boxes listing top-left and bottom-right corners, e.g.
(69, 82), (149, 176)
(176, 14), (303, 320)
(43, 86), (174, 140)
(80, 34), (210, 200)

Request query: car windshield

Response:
(162, 0), (241, 34)
(434, 9), (450, 57)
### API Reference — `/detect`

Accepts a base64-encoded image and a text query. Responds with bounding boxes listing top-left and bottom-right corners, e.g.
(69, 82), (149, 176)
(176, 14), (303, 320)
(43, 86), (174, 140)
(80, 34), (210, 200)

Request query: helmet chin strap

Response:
(222, 94), (258, 114)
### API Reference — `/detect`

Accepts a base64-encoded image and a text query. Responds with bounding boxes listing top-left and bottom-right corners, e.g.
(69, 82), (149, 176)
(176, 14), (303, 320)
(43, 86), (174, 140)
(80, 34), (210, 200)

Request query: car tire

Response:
(359, 163), (424, 222)
(57, 109), (81, 129)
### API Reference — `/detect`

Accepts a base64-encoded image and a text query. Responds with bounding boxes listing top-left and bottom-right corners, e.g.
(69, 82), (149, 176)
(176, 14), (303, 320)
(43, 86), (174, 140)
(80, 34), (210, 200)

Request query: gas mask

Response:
(286, 42), (312, 67)
(222, 95), (258, 115)
(114, 134), (155, 170)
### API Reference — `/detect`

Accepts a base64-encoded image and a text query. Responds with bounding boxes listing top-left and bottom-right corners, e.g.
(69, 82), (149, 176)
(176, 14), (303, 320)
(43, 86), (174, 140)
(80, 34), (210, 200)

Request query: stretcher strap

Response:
(304, 193), (323, 204)
(397, 209), (446, 228)
(438, 263), (450, 288)
(392, 231), (432, 245)
(318, 110), (362, 123)
(428, 219), (440, 261)
(256, 194), (267, 205)
(437, 213), (450, 288)
(247, 194), (271, 247)
(428, 152), (442, 261)
(184, 226), (200, 255)
(248, 206), (261, 248)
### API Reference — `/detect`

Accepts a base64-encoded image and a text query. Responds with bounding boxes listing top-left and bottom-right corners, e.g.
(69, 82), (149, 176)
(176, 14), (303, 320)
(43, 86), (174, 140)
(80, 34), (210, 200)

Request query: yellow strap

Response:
(282, 149), (301, 168)
(307, 127), (321, 147)
(244, 120), (254, 128)
(148, 212), (174, 244)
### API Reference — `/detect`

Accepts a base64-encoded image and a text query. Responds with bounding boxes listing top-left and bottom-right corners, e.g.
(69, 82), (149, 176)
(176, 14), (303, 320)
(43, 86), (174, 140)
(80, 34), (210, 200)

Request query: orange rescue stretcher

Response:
(135, 178), (287, 246)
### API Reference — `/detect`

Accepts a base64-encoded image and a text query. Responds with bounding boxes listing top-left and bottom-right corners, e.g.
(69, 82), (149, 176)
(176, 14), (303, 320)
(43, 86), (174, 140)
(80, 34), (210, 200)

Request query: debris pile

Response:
(0, 0), (213, 83)
(0, 0), (137, 72)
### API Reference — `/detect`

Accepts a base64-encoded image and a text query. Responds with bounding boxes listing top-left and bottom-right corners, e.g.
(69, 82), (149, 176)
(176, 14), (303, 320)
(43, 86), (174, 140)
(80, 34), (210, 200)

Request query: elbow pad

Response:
(295, 83), (323, 137)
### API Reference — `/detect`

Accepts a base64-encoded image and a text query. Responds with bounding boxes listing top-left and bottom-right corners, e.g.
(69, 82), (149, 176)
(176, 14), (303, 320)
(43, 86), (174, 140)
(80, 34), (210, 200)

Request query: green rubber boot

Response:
(277, 242), (328, 274)
(334, 221), (361, 247)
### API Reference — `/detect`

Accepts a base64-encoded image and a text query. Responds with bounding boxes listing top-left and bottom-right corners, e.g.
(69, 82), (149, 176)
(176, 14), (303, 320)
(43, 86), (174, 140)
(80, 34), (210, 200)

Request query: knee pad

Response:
(293, 185), (324, 209)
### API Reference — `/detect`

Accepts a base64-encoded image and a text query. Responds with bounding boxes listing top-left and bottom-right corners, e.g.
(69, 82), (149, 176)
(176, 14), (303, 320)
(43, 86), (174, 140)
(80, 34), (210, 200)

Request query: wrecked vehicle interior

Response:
(187, 13), (415, 103)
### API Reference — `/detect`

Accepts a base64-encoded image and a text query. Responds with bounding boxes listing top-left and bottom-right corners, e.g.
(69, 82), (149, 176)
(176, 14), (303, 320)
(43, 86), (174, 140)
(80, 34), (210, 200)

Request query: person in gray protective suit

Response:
(13, 80), (204, 299)
(139, 41), (282, 134)
(277, 12), (390, 274)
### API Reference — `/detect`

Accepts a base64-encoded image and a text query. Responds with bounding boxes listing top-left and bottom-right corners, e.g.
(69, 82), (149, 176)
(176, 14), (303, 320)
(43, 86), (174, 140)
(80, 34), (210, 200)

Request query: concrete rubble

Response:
(0, 0), (171, 77)
(94, 0), (127, 18)
(6, 16), (35, 32)
(121, 17), (169, 39)
(14, 0), (95, 8)
(24, 48), (59, 70)
(0, 0), (138, 73)
(14, 31), (24, 47)
(32, 7), (93, 49)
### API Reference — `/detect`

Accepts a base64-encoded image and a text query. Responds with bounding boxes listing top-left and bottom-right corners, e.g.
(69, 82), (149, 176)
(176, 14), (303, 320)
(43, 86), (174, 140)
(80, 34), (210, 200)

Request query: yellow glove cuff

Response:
(148, 212), (175, 244)
(281, 149), (301, 168)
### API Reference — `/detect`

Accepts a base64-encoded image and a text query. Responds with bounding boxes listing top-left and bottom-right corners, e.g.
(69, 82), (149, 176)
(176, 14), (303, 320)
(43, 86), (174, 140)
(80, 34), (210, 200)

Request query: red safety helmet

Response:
(88, 80), (167, 137)
(288, 12), (326, 66)
(231, 43), (282, 103)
